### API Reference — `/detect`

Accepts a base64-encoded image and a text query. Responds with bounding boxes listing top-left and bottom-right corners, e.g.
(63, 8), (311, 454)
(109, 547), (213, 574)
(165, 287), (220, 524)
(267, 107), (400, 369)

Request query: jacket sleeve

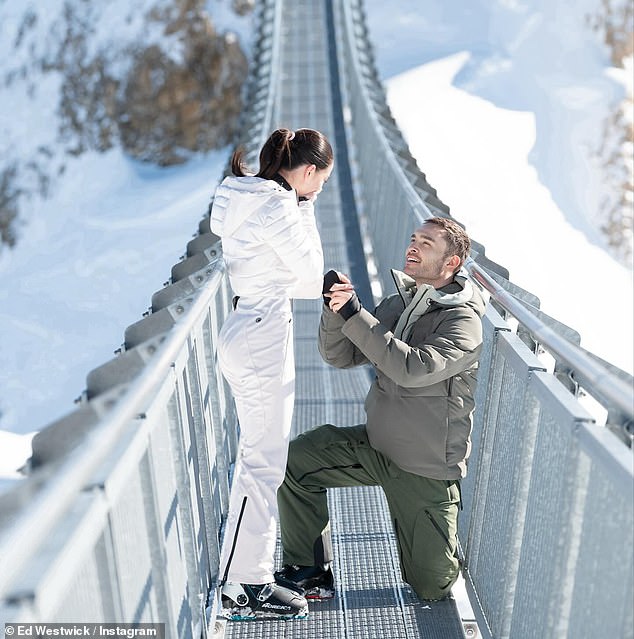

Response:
(262, 197), (324, 298)
(318, 305), (371, 368)
(340, 305), (482, 388)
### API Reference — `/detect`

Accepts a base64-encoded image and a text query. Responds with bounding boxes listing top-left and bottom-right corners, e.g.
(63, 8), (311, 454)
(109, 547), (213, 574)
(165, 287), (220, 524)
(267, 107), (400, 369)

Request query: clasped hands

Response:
(322, 270), (361, 320)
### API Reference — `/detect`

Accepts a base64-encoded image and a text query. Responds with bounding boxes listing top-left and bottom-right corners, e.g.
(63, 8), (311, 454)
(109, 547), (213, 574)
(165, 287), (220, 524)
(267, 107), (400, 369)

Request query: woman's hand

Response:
(323, 271), (352, 302)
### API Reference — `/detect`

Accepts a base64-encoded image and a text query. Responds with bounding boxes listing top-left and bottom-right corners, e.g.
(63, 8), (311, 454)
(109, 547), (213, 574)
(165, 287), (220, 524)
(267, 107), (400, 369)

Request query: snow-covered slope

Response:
(366, 0), (633, 262)
(0, 0), (253, 477)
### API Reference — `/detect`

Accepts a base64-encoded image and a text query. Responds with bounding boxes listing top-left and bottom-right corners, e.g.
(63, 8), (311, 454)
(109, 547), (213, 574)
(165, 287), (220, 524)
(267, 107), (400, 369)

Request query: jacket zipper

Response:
(390, 270), (409, 308)
(398, 300), (419, 339)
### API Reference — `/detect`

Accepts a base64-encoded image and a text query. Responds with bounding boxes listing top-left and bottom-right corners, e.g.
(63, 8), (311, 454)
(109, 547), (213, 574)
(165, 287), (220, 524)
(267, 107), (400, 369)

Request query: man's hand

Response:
(323, 270), (359, 319)
(329, 283), (361, 320)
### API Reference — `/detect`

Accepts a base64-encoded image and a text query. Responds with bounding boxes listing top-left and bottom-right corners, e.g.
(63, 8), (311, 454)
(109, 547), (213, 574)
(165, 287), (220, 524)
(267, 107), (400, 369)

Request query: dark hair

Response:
(231, 128), (333, 179)
(424, 217), (471, 271)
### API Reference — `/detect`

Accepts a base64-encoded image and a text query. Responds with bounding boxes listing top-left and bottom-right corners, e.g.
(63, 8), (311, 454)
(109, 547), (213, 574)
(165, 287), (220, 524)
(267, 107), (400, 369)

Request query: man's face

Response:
(403, 224), (451, 286)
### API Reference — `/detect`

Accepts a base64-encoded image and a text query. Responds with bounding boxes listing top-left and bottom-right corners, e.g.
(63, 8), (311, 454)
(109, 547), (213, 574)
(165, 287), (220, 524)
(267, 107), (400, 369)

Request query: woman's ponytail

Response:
(257, 128), (295, 180)
(230, 128), (333, 179)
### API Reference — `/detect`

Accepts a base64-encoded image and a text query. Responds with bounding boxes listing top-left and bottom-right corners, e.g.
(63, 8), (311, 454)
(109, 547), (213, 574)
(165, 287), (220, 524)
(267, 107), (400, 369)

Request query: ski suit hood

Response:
(211, 176), (286, 237)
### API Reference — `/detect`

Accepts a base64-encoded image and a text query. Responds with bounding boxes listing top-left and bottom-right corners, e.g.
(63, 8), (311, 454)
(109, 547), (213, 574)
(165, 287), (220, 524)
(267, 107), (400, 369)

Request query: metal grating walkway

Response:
(216, 1), (466, 637)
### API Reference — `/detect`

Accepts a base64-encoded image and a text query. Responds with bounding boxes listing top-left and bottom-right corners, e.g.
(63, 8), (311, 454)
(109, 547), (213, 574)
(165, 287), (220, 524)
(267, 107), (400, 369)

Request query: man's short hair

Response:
(424, 217), (471, 268)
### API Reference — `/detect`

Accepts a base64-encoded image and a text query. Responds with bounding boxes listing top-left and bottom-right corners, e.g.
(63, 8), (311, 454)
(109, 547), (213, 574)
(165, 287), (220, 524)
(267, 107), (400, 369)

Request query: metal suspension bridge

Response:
(1, 1), (632, 638)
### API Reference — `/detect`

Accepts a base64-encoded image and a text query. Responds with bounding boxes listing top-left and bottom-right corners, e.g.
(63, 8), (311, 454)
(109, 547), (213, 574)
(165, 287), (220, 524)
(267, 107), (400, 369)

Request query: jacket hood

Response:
(211, 176), (294, 237)
(390, 268), (486, 340)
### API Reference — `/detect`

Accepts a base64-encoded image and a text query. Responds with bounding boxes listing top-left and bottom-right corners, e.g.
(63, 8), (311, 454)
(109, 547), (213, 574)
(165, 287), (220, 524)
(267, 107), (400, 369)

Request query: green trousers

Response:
(278, 424), (461, 601)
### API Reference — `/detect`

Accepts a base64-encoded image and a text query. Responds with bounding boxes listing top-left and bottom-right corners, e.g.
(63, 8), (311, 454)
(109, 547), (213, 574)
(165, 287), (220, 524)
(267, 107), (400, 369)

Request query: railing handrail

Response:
(0, 264), (226, 598)
(245, 0), (282, 161)
(463, 257), (634, 420)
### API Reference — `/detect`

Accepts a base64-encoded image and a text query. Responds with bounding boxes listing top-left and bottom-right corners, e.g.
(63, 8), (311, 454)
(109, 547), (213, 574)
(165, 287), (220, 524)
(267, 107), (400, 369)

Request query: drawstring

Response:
(220, 496), (248, 586)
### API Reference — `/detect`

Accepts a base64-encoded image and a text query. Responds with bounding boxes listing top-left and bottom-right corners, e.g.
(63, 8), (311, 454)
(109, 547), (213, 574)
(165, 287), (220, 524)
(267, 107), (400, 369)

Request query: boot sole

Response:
(305, 587), (335, 600)
(220, 605), (309, 621)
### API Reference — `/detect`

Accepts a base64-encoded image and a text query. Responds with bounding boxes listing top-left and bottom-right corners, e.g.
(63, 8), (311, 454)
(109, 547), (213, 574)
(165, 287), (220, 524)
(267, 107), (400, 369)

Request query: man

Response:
(275, 216), (486, 602)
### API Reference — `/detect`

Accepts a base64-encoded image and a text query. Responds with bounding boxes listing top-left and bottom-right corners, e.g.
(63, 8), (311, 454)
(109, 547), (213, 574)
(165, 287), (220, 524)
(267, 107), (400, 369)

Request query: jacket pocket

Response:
(424, 509), (451, 547)
(398, 380), (449, 398)
(407, 507), (460, 599)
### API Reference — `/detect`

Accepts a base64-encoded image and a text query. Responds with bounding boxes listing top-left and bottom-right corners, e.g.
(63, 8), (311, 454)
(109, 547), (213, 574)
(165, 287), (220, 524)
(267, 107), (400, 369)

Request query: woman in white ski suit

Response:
(210, 128), (334, 617)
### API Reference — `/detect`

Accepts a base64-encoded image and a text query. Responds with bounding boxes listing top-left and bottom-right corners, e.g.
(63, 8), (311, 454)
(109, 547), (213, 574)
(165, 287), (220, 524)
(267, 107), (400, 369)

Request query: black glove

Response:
(322, 269), (342, 304)
(338, 292), (361, 321)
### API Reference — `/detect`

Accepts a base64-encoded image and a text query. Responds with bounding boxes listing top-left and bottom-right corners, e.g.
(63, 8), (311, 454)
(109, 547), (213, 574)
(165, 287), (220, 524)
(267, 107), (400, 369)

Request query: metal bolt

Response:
(463, 623), (478, 638)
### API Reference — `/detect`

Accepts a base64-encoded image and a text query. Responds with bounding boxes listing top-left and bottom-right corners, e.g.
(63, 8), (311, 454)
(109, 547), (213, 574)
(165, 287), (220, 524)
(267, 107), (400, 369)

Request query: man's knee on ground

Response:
(408, 567), (459, 602)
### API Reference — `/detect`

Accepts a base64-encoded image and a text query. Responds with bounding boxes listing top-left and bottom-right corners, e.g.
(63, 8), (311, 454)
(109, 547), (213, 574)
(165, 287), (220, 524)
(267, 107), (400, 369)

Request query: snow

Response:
(365, 0), (630, 245)
(0, 148), (229, 432)
(0, 431), (35, 496)
(0, 0), (632, 478)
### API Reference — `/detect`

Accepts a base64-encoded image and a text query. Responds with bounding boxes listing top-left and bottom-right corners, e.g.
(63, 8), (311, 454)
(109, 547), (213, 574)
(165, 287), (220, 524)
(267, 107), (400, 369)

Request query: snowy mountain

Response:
(0, 0), (251, 246)
(0, 0), (632, 479)
(365, 0), (633, 265)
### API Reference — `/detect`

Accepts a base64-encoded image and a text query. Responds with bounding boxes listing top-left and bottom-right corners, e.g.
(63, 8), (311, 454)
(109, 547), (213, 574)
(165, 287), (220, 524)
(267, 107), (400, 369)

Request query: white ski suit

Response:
(210, 175), (324, 585)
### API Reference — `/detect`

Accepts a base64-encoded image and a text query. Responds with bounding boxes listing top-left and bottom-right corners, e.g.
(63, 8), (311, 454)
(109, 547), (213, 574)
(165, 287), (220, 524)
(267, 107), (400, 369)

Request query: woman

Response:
(210, 128), (334, 620)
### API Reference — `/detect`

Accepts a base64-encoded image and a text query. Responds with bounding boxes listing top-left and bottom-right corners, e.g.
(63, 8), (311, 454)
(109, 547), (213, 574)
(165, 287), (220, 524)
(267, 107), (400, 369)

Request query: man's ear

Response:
(446, 255), (461, 270)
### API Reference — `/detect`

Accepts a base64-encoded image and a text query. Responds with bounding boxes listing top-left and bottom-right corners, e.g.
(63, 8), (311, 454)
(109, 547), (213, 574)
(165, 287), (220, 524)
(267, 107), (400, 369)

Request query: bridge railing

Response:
(0, 257), (235, 631)
(335, 1), (634, 638)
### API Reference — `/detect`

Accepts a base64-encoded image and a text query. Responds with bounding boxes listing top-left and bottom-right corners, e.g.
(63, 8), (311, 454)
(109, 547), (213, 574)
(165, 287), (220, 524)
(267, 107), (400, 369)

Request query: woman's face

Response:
(297, 161), (334, 199)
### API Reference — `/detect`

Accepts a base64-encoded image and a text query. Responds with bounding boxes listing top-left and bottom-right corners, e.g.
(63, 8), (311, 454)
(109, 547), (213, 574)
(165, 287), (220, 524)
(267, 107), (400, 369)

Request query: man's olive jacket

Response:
(318, 269), (486, 480)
